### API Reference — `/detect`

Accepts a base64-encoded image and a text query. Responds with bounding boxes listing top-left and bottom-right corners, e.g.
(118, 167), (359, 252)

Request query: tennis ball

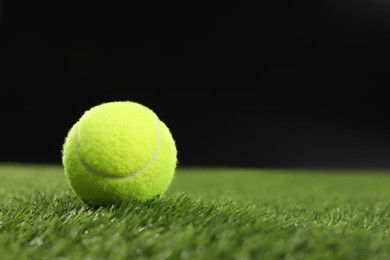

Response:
(62, 101), (177, 206)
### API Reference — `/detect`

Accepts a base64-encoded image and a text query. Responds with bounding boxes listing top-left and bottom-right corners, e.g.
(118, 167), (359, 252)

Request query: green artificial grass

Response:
(1, 164), (390, 259)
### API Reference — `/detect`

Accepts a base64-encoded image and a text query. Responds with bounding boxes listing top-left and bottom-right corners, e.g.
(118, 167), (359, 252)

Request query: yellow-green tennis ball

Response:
(61, 101), (177, 206)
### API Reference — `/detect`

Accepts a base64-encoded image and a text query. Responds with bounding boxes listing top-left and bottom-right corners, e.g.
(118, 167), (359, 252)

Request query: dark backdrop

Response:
(1, 1), (390, 169)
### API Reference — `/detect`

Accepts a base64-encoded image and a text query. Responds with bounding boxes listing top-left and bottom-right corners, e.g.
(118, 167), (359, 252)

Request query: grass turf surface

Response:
(0, 165), (390, 259)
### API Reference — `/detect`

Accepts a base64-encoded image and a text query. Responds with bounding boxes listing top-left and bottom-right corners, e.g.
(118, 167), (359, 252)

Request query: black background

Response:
(1, 1), (390, 169)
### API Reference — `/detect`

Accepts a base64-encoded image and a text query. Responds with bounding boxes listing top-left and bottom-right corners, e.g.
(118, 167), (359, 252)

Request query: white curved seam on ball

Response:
(75, 117), (161, 180)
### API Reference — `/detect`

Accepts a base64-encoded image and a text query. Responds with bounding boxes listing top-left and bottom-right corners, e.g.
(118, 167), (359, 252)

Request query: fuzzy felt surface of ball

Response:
(62, 101), (177, 206)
